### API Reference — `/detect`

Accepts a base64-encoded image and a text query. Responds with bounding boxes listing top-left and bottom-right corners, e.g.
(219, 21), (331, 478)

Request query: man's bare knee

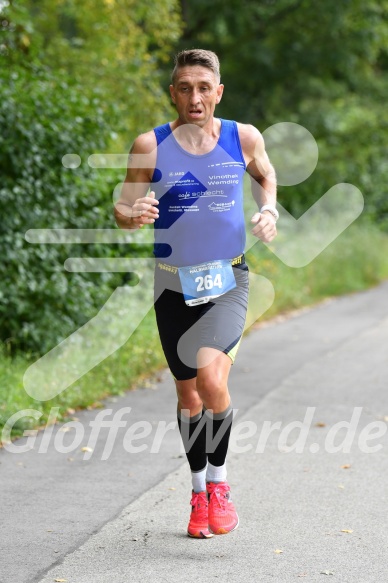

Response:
(175, 378), (203, 413)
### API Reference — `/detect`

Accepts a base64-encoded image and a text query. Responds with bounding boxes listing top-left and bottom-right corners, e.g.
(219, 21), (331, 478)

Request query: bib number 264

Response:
(178, 258), (237, 306)
(195, 273), (222, 291)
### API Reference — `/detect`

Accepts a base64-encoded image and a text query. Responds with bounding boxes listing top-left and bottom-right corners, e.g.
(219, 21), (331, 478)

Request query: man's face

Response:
(169, 65), (224, 127)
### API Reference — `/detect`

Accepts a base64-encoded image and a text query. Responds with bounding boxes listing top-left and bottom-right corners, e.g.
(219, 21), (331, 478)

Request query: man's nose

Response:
(189, 89), (200, 103)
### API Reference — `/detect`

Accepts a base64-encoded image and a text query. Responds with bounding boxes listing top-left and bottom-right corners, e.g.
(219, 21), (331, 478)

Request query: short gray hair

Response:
(171, 49), (221, 85)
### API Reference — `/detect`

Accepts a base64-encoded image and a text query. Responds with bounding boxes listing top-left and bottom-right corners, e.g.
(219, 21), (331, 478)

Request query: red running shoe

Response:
(207, 481), (239, 535)
(187, 490), (214, 538)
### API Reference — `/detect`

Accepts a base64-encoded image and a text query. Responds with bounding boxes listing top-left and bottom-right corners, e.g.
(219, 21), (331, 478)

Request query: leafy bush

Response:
(0, 64), (122, 355)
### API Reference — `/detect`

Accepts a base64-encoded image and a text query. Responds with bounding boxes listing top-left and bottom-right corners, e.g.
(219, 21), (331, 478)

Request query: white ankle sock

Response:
(192, 466), (207, 493)
(206, 462), (227, 483)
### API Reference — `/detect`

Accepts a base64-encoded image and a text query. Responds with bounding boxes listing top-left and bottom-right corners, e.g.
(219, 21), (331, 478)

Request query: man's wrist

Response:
(114, 205), (139, 229)
(260, 204), (279, 222)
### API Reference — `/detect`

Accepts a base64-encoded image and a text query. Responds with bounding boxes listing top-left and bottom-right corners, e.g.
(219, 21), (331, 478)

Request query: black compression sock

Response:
(205, 404), (234, 467)
(177, 408), (207, 472)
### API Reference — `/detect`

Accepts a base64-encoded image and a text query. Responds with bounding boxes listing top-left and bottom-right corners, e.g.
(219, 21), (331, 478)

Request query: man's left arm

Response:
(238, 123), (277, 243)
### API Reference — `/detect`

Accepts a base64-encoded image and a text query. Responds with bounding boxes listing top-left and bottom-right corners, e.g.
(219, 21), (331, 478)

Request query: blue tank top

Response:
(151, 119), (246, 267)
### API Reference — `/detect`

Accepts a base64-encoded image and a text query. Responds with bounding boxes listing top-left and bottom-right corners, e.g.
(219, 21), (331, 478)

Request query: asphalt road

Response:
(1, 281), (388, 583)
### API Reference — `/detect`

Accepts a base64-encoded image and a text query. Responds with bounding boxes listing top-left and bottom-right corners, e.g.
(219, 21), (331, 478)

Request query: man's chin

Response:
(184, 116), (207, 127)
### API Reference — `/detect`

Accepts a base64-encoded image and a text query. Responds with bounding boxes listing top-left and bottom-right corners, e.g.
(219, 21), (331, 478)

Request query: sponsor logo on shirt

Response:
(208, 200), (236, 213)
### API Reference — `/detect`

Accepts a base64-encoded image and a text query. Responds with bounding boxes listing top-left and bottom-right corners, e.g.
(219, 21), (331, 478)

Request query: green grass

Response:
(246, 220), (388, 318)
(0, 310), (167, 441)
(1, 220), (388, 443)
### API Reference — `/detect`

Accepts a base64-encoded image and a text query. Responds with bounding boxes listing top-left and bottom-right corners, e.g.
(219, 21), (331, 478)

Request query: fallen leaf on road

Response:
(81, 446), (93, 453)
(54, 579), (67, 582)
(168, 487), (176, 490)
(87, 401), (104, 409)
(274, 549), (283, 554)
(315, 422), (326, 427)
(320, 571), (334, 576)
(341, 529), (353, 533)
(341, 464), (351, 469)
(338, 484), (345, 489)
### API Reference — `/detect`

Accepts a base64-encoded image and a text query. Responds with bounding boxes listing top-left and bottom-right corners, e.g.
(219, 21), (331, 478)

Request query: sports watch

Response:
(259, 204), (279, 222)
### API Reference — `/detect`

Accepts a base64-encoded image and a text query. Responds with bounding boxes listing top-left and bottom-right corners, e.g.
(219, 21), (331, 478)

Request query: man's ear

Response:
(216, 84), (224, 104)
(169, 84), (176, 103)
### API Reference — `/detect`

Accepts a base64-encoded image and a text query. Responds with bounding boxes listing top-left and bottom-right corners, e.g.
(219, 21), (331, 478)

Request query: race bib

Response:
(178, 259), (236, 306)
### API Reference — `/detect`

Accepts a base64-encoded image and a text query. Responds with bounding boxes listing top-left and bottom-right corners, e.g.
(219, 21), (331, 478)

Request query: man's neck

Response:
(170, 118), (221, 155)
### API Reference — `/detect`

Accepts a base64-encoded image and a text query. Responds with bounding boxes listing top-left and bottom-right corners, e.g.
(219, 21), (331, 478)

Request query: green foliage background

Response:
(178, 0), (388, 223)
(0, 64), (125, 353)
(0, 0), (387, 360)
(0, 0), (179, 354)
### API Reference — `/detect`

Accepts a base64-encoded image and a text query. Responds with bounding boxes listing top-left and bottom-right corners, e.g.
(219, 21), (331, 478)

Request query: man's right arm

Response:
(114, 131), (159, 230)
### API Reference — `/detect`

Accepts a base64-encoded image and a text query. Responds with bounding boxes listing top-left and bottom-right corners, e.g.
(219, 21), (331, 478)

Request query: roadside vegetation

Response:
(1, 0), (388, 440)
(2, 218), (387, 441)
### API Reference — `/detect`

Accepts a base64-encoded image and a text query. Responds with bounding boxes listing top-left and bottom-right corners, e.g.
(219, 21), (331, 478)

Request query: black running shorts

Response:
(153, 259), (249, 380)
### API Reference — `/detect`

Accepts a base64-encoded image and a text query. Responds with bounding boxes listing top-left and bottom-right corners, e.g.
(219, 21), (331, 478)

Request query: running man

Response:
(114, 49), (277, 538)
